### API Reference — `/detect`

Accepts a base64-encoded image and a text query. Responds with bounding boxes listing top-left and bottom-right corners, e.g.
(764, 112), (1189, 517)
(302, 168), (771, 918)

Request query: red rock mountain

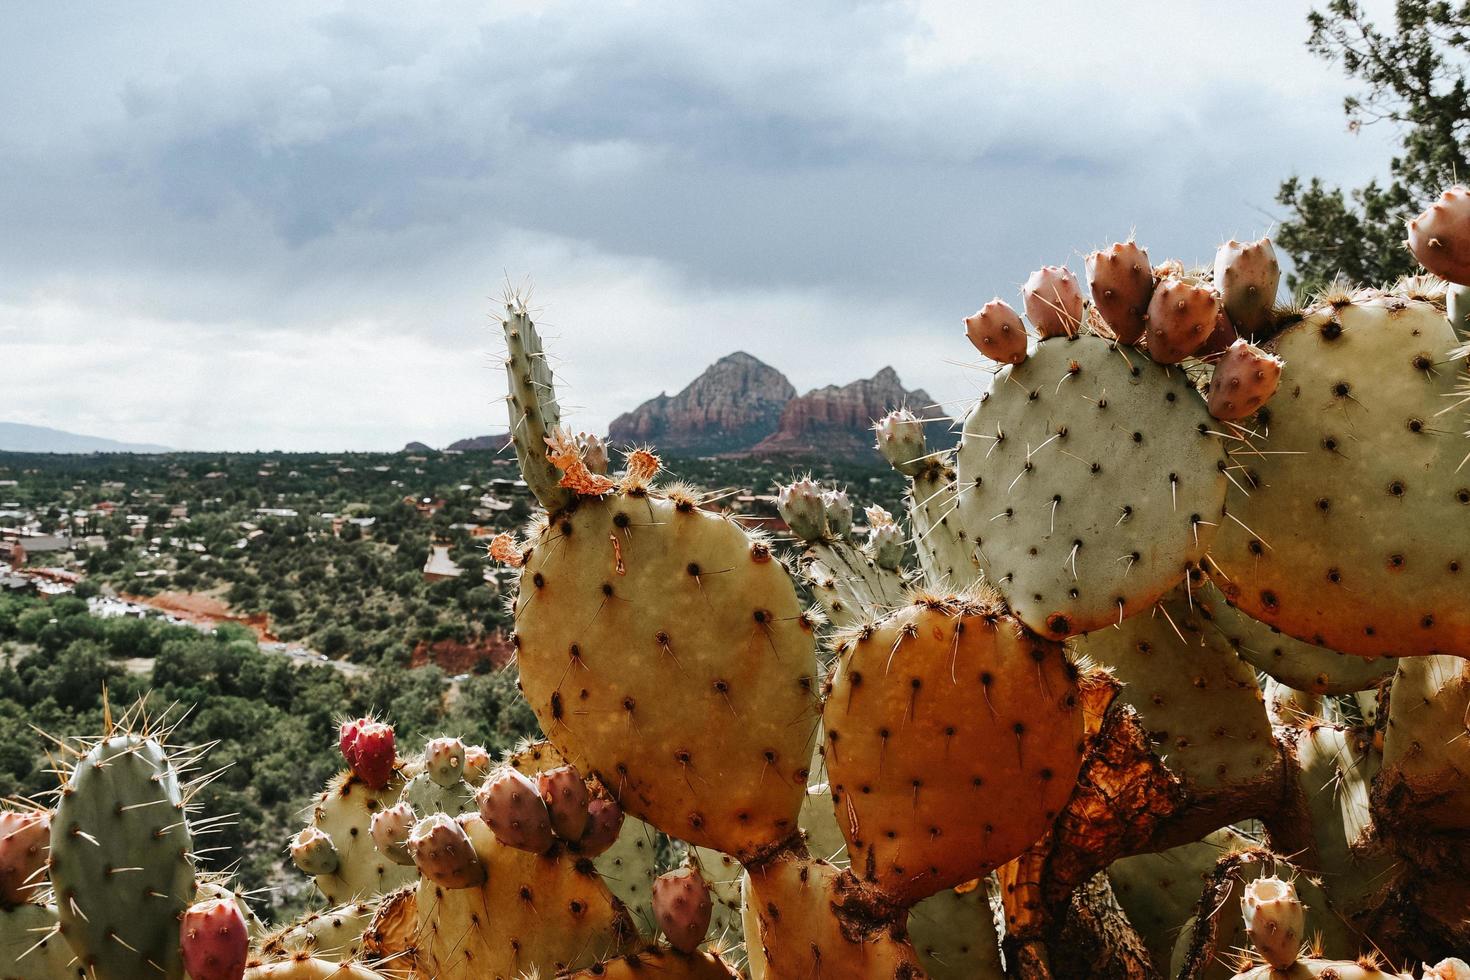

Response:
(750, 367), (954, 457)
(607, 352), (797, 454)
(607, 354), (953, 460)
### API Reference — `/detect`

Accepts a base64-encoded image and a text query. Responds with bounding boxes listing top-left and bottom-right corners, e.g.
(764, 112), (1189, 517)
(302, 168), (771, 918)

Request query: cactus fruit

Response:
(368, 801), (416, 866)
(1086, 241), (1153, 344)
(787, 485), (908, 630)
(874, 408), (931, 477)
(1408, 186), (1470, 286)
(1195, 580), (1395, 694)
(423, 737), (465, 786)
(579, 798), (624, 858)
(410, 816), (637, 979)
(1214, 238), (1282, 336)
(742, 853), (923, 977)
(463, 744), (491, 783)
(406, 813), (486, 889)
(651, 867), (713, 954)
(1023, 265), (1086, 339)
(1241, 876), (1304, 970)
(1207, 339), (1283, 421)
(537, 765), (593, 842)
(965, 299), (1029, 364)
(291, 827), (341, 876)
(867, 508), (906, 571)
(0, 810), (48, 907)
(955, 334), (1227, 638)
(0, 902), (79, 980)
(1227, 957), (1410, 979)
(1199, 307), (1241, 357)
(776, 478), (828, 541)
(181, 898), (251, 980)
(1146, 278), (1221, 363)
(823, 594), (1085, 905)
(1377, 655), (1470, 830)
(298, 771), (415, 903)
(338, 720), (395, 791)
(50, 730), (196, 980)
(512, 489), (820, 860)
(823, 489), (854, 537)
(1208, 295), (1470, 659)
(478, 766), (555, 854)
(1425, 960), (1470, 980)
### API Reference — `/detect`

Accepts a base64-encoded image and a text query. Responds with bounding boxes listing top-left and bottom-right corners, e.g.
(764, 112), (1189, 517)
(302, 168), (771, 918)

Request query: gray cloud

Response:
(0, 1), (1405, 449)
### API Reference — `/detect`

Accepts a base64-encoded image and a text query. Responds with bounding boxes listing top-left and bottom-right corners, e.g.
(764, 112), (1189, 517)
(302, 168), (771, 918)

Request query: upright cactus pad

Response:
(955, 334), (1227, 638)
(514, 493), (820, 858)
(0, 902), (80, 980)
(1195, 578), (1395, 694)
(742, 854), (923, 978)
(410, 816), (636, 979)
(906, 879), (1006, 980)
(501, 298), (577, 513)
(1076, 581), (1276, 794)
(823, 594), (1085, 906)
(50, 733), (196, 980)
(300, 772), (415, 904)
(1377, 655), (1470, 830)
(1209, 296), (1470, 658)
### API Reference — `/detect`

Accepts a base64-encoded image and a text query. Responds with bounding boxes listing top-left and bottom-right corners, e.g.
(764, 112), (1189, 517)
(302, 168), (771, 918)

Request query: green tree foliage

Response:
(1278, 0), (1470, 291)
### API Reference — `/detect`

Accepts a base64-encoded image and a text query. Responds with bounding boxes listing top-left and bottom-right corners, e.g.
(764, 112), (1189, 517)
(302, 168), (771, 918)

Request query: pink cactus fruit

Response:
(289, 826), (339, 876)
(1207, 339), (1283, 422)
(348, 721), (396, 789)
(577, 797), (624, 858)
(1022, 265), (1086, 338)
(0, 810), (49, 906)
(406, 813), (485, 889)
(651, 867), (714, 954)
(1213, 237), (1281, 334)
(180, 898), (250, 980)
(536, 765), (591, 842)
(1085, 241), (1153, 344)
(463, 744), (491, 782)
(369, 800), (417, 866)
(337, 718), (366, 767)
(476, 766), (555, 854)
(964, 299), (1029, 364)
(1196, 306), (1239, 357)
(1407, 185), (1470, 285)
(1145, 278), (1220, 363)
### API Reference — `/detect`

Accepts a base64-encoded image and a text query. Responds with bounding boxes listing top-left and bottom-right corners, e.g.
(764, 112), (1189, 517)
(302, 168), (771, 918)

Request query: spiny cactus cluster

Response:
(8, 191), (1470, 980)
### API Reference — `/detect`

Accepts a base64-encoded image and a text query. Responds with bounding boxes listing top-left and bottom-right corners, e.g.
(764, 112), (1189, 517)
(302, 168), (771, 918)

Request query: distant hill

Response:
(401, 434), (512, 453)
(607, 354), (953, 461)
(0, 422), (171, 454)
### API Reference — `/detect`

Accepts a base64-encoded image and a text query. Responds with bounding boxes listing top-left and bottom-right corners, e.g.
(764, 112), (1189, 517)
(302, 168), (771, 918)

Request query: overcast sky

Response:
(1, 1), (1401, 451)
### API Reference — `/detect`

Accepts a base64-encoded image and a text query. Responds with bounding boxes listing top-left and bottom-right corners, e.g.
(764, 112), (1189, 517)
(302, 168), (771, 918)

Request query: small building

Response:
(423, 544), (463, 581)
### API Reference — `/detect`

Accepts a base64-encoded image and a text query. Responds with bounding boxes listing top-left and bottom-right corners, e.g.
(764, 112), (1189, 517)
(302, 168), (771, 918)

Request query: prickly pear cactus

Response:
(1291, 722), (1391, 918)
(243, 954), (390, 979)
(0, 903), (80, 980)
(823, 593), (1085, 906)
(561, 945), (740, 978)
(50, 731), (196, 980)
(1195, 577), (1396, 694)
(1075, 580), (1276, 794)
(1209, 294), (1470, 659)
(956, 334), (1227, 638)
(300, 771), (415, 903)
(264, 902), (377, 963)
(1377, 655), (1470, 830)
(410, 816), (637, 979)
(741, 853), (923, 977)
(502, 297), (577, 513)
(906, 878), (1006, 980)
(512, 487), (820, 859)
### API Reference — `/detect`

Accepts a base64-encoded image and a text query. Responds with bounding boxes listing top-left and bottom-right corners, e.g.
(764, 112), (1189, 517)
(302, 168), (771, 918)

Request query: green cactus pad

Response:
(956, 335), (1226, 638)
(742, 854), (923, 978)
(50, 734), (195, 980)
(264, 902), (375, 962)
(907, 879), (1005, 980)
(1107, 827), (1256, 974)
(402, 771), (474, 818)
(1377, 655), (1470, 831)
(823, 594), (1084, 906)
(802, 538), (908, 631)
(1209, 296), (1470, 659)
(1075, 582), (1275, 793)
(411, 816), (636, 979)
(304, 772), (416, 904)
(502, 300), (577, 514)
(907, 458), (977, 591)
(0, 903), (81, 980)
(1195, 579), (1396, 694)
(1292, 724), (1392, 917)
(514, 493), (820, 859)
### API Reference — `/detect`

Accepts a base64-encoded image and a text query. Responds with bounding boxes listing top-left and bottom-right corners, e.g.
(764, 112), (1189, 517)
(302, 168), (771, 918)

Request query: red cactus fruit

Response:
(1408, 185), (1470, 285)
(1022, 265), (1085, 338)
(536, 765), (592, 842)
(1086, 241), (1153, 344)
(0, 810), (49, 906)
(180, 898), (250, 980)
(964, 299), (1029, 364)
(1145, 278), (1220, 363)
(406, 813), (485, 889)
(348, 721), (396, 789)
(652, 867), (713, 953)
(476, 767), (555, 854)
(1207, 339), (1283, 421)
(578, 797), (624, 857)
